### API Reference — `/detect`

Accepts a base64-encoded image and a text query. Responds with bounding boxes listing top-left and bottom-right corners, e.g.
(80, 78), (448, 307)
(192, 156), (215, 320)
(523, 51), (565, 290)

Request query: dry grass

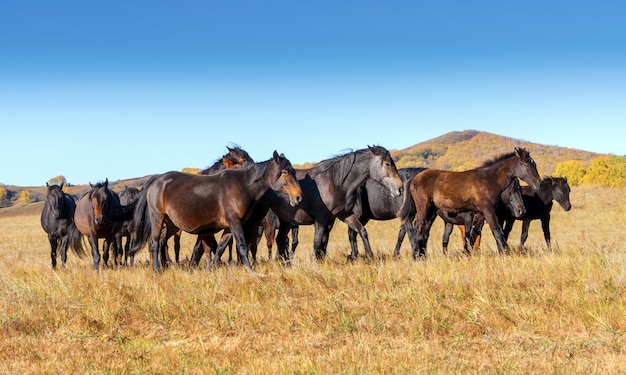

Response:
(0, 186), (624, 374)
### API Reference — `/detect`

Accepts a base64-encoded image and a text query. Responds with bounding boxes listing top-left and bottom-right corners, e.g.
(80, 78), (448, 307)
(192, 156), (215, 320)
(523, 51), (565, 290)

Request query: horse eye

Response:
(282, 170), (288, 175)
(385, 162), (391, 167)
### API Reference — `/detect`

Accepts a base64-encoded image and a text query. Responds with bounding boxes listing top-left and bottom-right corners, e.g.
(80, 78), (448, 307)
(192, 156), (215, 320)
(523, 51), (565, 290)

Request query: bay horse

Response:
(40, 183), (86, 269)
(439, 177), (526, 253)
(74, 179), (136, 270)
(499, 176), (571, 250)
(400, 147), (542, 257)
(129, 151), (303, 271)
(347, 167), (427, 258)
(269, 146), (403, 261)
(171, 146), (255, 265)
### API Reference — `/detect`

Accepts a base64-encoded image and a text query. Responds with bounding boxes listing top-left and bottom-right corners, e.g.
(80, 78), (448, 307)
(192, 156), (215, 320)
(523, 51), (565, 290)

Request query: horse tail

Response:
(128, 176), (156, 256)
(396, 176), (416, 221)
(68, 222), (86, 259)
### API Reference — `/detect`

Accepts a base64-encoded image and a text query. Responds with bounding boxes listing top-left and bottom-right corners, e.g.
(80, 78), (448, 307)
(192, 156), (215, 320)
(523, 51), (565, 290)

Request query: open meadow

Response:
(0, 185), (624, 374)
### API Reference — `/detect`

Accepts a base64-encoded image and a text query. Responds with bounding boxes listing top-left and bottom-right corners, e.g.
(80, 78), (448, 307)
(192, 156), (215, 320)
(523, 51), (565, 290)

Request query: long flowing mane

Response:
(310, 148), (363, 186)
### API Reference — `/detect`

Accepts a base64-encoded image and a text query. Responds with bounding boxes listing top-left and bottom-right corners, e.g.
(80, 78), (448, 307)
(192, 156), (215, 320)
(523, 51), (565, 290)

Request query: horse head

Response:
(551, 177), (572, 211)
(269, 151), (303, 207)
(501, 178), (525, 218)
(367, 145), (403, 198)
(513, 147), (542, 190)
(224, 146), (255, 169)
(45, 182), (66, 220)
(89, 178), (110, 225)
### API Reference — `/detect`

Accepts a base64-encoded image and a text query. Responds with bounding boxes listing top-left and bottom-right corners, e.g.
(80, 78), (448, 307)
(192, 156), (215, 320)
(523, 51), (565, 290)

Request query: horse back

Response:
(412, 169), (496, 212)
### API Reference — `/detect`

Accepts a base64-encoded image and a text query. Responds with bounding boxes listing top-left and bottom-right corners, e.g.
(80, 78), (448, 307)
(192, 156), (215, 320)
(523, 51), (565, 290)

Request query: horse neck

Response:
(242, 160), (274, 197)
(482, 156), (517, 188)
(536, 182), (554, 205)
(336, 152), (371, 192)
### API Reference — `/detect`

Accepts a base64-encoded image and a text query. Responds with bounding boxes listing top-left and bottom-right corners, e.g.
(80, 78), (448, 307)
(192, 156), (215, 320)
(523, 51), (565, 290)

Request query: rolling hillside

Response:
(391, 129), (600, 176)
(0, 130), (608, 210)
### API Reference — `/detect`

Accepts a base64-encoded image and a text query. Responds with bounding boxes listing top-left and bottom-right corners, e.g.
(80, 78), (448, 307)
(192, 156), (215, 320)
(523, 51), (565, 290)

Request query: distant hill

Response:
(390, 130), (600, 176)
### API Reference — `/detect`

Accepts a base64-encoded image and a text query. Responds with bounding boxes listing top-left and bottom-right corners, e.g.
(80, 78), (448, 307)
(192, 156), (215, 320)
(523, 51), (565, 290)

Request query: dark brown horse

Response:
(40, 183), (85, 269)
(74, 179), (136, 270)
(499, 176), (571, 250)
(129, 151), (303, 271)
(400, 148), (542, 257)
(269, 146), (403, 260)
(176, 146), (255, 265)
(439, 177), (526, 253)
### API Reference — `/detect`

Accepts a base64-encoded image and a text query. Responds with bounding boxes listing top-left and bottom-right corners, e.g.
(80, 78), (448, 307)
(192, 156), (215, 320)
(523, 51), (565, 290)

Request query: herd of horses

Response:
(41, 146), (572, 271)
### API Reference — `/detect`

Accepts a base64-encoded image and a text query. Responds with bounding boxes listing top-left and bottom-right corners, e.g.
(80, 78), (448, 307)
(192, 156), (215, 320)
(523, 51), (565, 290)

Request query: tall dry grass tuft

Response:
(0, 186), (624, 374)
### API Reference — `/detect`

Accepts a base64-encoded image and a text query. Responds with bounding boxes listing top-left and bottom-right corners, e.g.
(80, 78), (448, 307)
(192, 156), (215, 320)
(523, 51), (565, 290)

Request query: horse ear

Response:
(89, 182), (93, 188)
(104, 178), (108, 188)
(273, 150), (280, 161)
(46, 182), (50, 187)
(60, 182), (64, 190)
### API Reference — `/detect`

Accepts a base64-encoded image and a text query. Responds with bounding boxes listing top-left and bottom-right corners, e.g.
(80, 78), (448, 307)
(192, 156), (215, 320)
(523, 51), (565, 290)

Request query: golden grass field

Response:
(0, 185), (624, 374)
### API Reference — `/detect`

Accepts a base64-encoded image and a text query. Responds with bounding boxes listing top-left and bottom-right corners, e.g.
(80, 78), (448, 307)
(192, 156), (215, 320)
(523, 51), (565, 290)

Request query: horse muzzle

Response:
(289, 194), (304, 207)
(514, 206), (526, 219)
(94, 215), (104, 225)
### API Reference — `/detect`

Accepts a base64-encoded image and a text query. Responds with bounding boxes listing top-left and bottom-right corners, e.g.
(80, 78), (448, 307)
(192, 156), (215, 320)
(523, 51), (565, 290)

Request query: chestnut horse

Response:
(400, 148), (542, 257)
(129, 151), (303, 271)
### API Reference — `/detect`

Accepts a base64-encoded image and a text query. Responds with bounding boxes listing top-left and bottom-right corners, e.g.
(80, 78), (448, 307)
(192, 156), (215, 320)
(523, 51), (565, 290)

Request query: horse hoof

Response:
(346, 254), (357, 262)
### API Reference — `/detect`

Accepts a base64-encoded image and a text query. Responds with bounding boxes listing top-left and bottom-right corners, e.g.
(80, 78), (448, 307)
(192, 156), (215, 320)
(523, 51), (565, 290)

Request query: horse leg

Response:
(89, 234), (101, 270)
(471, 215), (485, 251)
(347, 227), (359, 260)
(189, 236), (205, 267)
(442, 223), (453, 254)
(102, 239), (110, 268)
(290, 226), (299, 254)
(174, 231), (181, 264)
(276, 225), (291, 261)
(483, 209), (508, 253)
(392, 221), (408, 258)
(344, 215), (373, 260)
(541, 215), (551, 251)
(462, 215), (474, 255)
(520, 219), (531, 247)
(60, 235), (69, 269)
(502, 217), (514, 241)
(227, 220), (253, 270)
(313, 220), (334, 260)
(49, 235), (58, 270)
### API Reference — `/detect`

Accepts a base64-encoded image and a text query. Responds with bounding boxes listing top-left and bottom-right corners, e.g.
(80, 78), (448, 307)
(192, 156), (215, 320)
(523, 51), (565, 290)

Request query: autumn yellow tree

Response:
(554, 160), (587, 186)
(20, 190), (31, 203)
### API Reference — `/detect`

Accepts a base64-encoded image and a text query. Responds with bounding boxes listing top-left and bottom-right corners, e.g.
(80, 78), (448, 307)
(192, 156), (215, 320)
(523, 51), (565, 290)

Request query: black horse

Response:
(111, 186), (142, 266)
(130, 151), (303, 271)
(269, 146), (403, 261)
(41, 183), (85, 269)
(499, 176), (571, 250)
(347, 167), (426, 258)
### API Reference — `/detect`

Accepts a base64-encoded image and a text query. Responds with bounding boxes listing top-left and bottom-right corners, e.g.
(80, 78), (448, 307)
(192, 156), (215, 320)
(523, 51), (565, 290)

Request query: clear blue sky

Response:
(1, 1), (625, 186)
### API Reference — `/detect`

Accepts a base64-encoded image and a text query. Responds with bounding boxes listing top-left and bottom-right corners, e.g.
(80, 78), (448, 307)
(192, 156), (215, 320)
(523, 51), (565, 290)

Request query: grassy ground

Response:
(0, 186), (624, 374)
